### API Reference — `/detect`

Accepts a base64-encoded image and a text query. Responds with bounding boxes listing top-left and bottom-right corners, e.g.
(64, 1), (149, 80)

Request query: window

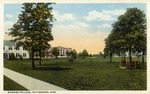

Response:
(3, 47), (5, 50)
(16, 47), (20, 50)
(9, 46), (12, 50)
(16, 53), (20, 58)
(23, 53), (26, 57)
(4, 53), (8, 59)
(9, 53), (11, 57)
(23, 47), (27, 50)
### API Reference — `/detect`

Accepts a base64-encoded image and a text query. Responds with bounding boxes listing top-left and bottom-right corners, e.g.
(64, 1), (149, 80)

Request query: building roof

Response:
(57, 46), (72, 49)
(4, 40), (15, 46)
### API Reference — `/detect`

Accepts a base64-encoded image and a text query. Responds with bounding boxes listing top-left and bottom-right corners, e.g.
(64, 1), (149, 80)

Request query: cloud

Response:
(51, 22), (109, 54)
(98, 23), (111, 28)
(85, 9), (126, 21)
(102, 9), (126, 16)
(52, 10), (76, 22)
(53, 22), (89, 33)
(76, 22), (89, 28)
(85, 10), (115, 21)
(6, 14), (13, 19)
(4, 21), (15, 40)
(4, 21), (14, 33)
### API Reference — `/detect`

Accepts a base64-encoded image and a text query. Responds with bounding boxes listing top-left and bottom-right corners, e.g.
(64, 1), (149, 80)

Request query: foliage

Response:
(81, 49), (89, 59)
(89, 54), (92, 57)
(78, 52), (82, 58)
(104, 8), (146, 64)
(70, 49), (77, 59)
(52, 47), (59, 58)
(19, 55), (23, 60)
(9, 3), (55, 69)
(35, 52), (39, 58)
(66, 51), (71, 58)
(9, 53), (16, 60)
(99, 52), (103, 56)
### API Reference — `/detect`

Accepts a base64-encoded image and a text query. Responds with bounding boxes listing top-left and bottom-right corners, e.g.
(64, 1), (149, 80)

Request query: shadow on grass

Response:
(36, 66), (72, 71)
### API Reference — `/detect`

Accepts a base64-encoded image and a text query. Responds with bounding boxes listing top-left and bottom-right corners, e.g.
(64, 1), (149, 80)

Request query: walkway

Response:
(4, 68), (67, 90)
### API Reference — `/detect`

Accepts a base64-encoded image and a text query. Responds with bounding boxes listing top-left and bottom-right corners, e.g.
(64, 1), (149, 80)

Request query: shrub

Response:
(19, 55), (23, 60)
(9, 53), (16, 60)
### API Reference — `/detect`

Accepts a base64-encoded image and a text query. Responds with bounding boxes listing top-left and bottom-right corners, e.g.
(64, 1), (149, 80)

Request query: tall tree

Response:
(117, 8), (146, 64)
(9, 3), (55, 69)
(103, 33), (115, 63)
(106, 8), (146, 64)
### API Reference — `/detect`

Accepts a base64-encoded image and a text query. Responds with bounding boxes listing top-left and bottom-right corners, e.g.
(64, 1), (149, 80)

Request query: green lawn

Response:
(4, 56), (147, 90)
(4, 76), (27, 90)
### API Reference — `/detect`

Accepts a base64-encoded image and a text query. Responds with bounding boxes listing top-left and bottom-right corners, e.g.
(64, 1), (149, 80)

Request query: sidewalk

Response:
(4, 68), (67, 90)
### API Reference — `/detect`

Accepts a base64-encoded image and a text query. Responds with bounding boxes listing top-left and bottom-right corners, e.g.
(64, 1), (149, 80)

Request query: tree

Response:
(78, 52), (82, 58)
(66, 51), (71, 58)
(99, 52), (102, 56)
(103, 34), (115, 63)
(52, 47), (59, 59)
(70, 49), (77, 59)
(81, 49), (89, 59)
(104, 8), (146, 64)
(9, 3), (55, 69)
(112, 8), (146, 64)
(89, 54), (92, 57)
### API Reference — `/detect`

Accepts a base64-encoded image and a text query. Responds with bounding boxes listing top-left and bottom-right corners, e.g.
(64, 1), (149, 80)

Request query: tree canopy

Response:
(9, 3), (55, 69)
(81, 49), (89, 59)
(104, 8), (146, 64)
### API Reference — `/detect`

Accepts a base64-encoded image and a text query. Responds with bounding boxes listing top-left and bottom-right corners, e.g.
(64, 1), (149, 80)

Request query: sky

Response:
(4, 3), (146, 54)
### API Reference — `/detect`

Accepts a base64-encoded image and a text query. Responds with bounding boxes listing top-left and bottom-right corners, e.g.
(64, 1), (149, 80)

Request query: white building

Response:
(3, 40), (30, 59)
(57, 46), (72, 56)
(44, 46), (72, 57)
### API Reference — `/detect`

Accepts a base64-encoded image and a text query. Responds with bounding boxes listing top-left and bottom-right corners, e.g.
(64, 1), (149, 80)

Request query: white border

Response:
(2, 0), (147, 3)
(1, 0), (149, 94)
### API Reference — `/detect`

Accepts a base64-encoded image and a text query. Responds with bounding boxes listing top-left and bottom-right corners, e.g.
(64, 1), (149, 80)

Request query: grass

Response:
(4, 76), (27, 90)
(4, 56), (147, 90)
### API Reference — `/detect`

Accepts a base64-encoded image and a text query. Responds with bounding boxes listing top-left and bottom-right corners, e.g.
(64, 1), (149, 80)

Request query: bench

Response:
(119, 60), (127, 69)
(128, 61), (142, 69)
(120, 60), (142, 69)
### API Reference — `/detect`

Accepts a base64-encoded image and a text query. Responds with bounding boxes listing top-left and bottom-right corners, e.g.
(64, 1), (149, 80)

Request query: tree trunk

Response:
(109, 52), (112, 63)
(123, 56), (126, 61)
(39, 49), (41, 66)
(31, 47), (35, 69)
(129, 48), (132, 64)
(110, 56), (112, 63)
(123, 50), (126, 61)
(142, 50), (144, 67)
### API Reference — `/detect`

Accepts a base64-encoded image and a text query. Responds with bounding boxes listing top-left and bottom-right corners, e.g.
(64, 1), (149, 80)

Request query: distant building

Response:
(3, 40), (72, 59)
(44, 46), (72, 57)
(3, 40), (30, 59)
(57, 46), (72, 56)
